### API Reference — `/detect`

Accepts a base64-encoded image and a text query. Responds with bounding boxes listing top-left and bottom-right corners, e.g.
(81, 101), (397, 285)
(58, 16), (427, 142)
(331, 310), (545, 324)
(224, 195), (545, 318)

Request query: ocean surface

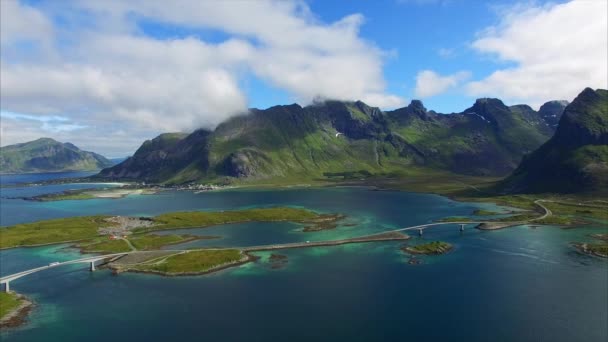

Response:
(1, 173), (606, 341)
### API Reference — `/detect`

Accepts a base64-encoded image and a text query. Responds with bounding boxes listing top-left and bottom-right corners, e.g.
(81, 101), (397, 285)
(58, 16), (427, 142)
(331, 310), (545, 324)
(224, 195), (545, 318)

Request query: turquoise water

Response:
(1, 174), (607, 341)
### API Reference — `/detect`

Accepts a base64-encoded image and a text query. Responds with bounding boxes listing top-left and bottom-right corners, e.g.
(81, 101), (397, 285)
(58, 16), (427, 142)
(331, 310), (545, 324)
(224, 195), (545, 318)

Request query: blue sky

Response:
(1, 0), (606, 156)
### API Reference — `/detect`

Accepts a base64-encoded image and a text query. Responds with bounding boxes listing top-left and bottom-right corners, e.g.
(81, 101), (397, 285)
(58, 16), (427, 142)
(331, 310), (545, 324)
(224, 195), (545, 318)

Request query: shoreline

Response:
(572, 242), (608, 258)
(107, 232), (410, 277)
(0, 294), (34, 329)
(109, 253), (258, 277)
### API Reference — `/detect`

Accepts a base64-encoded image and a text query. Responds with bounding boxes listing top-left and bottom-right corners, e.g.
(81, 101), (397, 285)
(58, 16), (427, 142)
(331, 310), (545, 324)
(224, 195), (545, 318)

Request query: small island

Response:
(402, 241), (453, 255)
(572, 234), (608, 258)
(108, 249), (250, 276)
(19, 187), (157, 202)
(301, 214), (346, 232)
(0, 292), (33, 329)
(473, 209), (501, 216)
(268, 253), (289, 269)
(0, 207), (326, 250)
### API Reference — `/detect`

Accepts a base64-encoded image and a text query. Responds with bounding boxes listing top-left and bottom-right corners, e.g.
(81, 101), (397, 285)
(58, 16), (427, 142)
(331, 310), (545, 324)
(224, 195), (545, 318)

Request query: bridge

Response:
(392, 221), (482, 236)
(0, 252), (131, 292)
(2, 201), (552, 293)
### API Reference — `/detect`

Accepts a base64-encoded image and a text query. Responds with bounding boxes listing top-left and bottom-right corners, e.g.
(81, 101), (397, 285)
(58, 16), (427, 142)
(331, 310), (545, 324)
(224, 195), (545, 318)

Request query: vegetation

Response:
(130, 234), (200, 250)
(585, 244), (608, 257)
(500, 88), (608, 194)
(572, 233), (608, 258)
(0, 207), (323, 249)
(323, 170), (372, 180)
(145, 207), (319, 231)
(473, 209), (500, 216)
(301, 214), (346, 232)
(30, 189), (96, 201)
(403, 241), (453, 255)
(0, 137), (112, 174)
(0, 216), (110, 249)
(543, 201), (608, 220)
(0, 292), (22, 320)
(128, 249), (244, 274)
(77, 238), (132, 253)
(573, 243), (608, 258)
(97, 96), (560, 184)
(436, 217), (474, 223)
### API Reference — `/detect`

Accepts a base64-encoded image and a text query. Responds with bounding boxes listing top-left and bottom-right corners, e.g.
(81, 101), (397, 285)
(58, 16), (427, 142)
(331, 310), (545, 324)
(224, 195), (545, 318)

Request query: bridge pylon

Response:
(90, 261), (96, 272)
(418, 228), (423, 236)
(459, 224), (465, 232)
(3, 281), (9, 293)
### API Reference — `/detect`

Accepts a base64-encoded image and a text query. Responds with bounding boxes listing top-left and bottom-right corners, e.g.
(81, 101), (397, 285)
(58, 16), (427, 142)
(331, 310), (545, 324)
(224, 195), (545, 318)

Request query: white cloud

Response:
(466, 0), (608, 107)
(1, 111), (87, 133)
(437, 48), (455, 58)
(0, 1), (53, 48)
(414, 70), (471, 97)
(0, 0), (404, 155)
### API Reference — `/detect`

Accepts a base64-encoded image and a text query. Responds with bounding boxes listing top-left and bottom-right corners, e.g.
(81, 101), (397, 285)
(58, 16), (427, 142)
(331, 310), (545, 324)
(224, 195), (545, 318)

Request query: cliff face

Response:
(98, 95), (566, 184)
(0, 138), (113, 173)
(500, 88), (608, 194)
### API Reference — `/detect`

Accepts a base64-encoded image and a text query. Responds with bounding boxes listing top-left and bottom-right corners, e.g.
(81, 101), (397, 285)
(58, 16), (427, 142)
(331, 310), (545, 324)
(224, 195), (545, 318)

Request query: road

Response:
(2, 199), (554, 285)
(1, 252), (131, 284)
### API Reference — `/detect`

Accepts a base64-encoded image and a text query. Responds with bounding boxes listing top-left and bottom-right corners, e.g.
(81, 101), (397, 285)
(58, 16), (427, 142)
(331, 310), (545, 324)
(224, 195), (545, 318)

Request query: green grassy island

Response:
(402, 241), (453, 255)
(0, 292), (32, 328)
(473, 209), (501, 216)
(0, 207), (336, 252)
(0, 292), (22, 320)
(573, 234), (608, 258)
(110, 249), (248, 275)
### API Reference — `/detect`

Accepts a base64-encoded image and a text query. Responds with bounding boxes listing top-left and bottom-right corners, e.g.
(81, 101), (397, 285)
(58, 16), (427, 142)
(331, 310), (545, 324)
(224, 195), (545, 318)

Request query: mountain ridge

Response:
(0, 138), (113, 174)
(499, 88), (608, 194)
(98, 95), (569, 184)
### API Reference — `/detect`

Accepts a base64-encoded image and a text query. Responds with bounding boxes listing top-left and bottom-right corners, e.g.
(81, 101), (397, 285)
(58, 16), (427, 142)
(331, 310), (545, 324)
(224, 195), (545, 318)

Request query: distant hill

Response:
(98, 96), (566, 184)
(500, 88), (608, 194)
(0, 138), (113, 174)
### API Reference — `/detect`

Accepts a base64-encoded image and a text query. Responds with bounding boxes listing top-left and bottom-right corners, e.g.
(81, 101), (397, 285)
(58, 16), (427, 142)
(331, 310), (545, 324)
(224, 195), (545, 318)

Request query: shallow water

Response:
(1, 174), (606, 341)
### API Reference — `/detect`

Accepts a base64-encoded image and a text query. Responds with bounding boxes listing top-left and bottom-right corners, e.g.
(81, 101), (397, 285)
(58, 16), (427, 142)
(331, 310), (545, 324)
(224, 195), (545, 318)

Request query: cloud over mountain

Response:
(0, 0), (403, 154)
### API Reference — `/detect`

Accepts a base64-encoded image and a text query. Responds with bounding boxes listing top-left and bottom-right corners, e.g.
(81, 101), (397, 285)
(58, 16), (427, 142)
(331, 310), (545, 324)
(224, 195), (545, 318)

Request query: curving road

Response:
(2, 199), (553, 289)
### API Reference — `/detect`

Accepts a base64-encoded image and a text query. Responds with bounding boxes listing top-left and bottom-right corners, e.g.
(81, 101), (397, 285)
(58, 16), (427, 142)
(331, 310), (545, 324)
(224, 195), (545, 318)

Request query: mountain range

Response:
(500, 88), (607, 194)
(4, 88), (604, 194)
(98, 95), (569, 185)
(0, 138), (113, 174)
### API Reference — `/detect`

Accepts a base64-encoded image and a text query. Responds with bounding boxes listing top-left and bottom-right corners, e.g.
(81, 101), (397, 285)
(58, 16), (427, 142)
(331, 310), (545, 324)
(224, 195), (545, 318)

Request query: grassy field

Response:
(586, 244), (608, 256)
(130, 234), (199, 250)
(435, 217), (475, 223)
(32, 190), (96, 201)
(144, 207), (319, 231)
(473, 209), (501, 216)
(0, 216), (110, 249)
(0, 207), (322, 249)
(404, 241), (453, 255)
(0, 292), (22, 320)
(128, 249), (244, 274)
(77, 238), (132, 253)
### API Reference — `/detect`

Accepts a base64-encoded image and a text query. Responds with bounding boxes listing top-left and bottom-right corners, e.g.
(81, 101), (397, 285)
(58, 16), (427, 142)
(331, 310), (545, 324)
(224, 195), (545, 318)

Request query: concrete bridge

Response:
(0, 223), (478, 292)
(3, 215), (543, 292)
(392, 221), (483, 236)
(0, 252), (131, 292)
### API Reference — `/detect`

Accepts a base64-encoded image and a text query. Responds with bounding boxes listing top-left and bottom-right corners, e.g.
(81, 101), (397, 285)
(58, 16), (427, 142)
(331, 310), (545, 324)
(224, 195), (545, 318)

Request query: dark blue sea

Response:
(1, 173), (606, 341)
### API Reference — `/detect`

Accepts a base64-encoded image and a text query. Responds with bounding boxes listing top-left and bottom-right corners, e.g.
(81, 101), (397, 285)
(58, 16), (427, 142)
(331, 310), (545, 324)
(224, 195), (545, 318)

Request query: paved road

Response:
(1, 252), (131, 284)
(532, 200), (552, 221)
(2, 200), (553, 285)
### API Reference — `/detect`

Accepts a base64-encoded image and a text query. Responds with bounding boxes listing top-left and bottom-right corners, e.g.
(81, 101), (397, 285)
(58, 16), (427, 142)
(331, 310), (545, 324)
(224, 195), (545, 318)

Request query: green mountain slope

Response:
(0, 138), (113, 174)
(99, 97), (565, 184)
(500, 88), (608, 194)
